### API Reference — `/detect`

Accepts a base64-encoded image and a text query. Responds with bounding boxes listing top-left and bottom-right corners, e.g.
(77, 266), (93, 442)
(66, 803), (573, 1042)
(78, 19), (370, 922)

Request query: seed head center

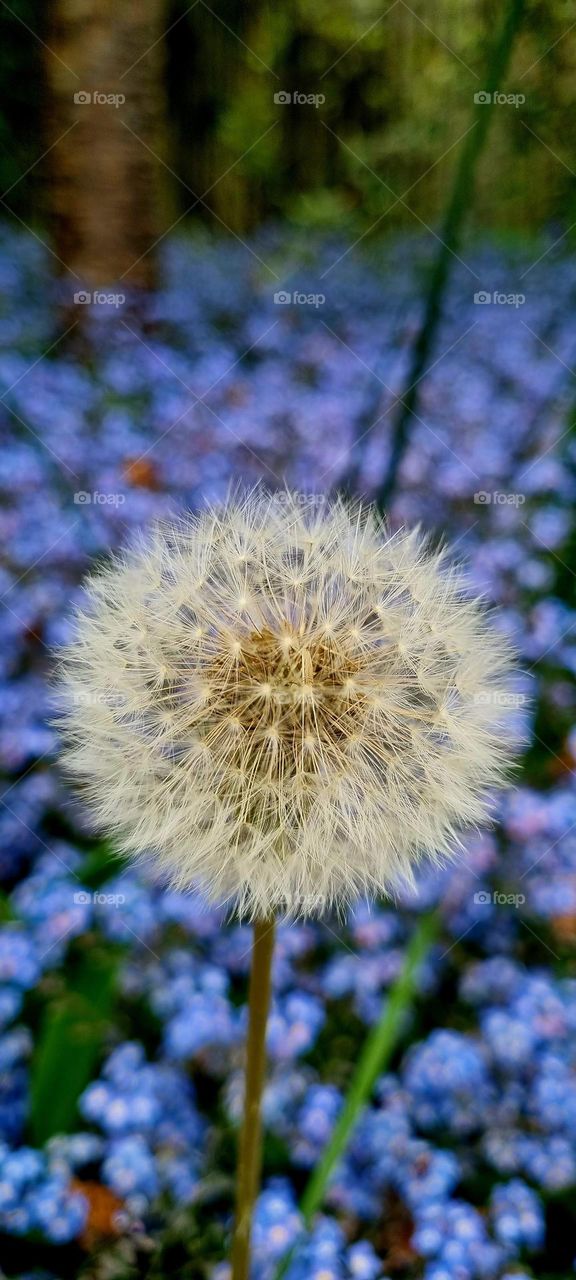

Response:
(202, 626), (368, 777)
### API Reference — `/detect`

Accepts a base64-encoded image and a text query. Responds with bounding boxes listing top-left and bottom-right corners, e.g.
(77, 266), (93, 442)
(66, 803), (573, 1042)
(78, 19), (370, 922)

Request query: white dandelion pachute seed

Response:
(55, 492), (519, 918)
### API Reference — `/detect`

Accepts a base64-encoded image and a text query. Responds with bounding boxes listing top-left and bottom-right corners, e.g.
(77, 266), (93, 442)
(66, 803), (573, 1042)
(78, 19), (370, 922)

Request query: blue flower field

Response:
(0, 225), (575, 1280)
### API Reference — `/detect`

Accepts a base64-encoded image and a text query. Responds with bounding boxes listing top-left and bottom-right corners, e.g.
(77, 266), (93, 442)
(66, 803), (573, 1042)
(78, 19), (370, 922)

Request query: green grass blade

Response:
(273, 911), (438, 1280)
(374, 0), (526, 509)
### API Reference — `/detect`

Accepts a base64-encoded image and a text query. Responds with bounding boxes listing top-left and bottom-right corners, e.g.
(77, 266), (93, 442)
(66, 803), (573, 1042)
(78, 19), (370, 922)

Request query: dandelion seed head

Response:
(55, 492), (519, 917)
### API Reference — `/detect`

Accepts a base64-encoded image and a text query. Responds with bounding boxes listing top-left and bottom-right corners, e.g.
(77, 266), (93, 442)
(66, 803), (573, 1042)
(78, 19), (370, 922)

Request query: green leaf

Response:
(0, 889), (16, 922)
(29, 946), (120, 1145)
(77, 840), (129, 889)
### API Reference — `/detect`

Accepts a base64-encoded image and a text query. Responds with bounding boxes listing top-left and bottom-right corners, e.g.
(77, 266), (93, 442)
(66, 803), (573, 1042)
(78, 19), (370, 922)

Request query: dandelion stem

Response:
(231, 916), (276, 1280)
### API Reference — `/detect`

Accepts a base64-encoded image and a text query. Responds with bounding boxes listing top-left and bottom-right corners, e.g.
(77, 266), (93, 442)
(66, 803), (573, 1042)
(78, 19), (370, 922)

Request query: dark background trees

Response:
(1, 0), (575, 274)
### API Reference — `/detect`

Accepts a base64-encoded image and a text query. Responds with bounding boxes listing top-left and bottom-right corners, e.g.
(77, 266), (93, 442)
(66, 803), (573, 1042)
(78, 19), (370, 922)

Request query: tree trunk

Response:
(44, 0), (168, 294)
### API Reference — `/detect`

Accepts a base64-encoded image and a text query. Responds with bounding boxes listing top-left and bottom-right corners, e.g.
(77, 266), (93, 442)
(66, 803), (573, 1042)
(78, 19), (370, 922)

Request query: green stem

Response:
(231, 917), (276, 1280)
(375, 0), (526, 511)
(274, 910), (438, 1280)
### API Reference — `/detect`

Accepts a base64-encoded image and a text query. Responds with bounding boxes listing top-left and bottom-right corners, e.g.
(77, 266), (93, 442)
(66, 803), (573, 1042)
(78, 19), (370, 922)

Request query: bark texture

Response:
(44, 0), (167, 290)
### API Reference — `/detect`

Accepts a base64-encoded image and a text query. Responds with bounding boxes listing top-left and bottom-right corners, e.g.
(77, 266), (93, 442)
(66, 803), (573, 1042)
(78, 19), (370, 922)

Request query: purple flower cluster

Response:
(250, 1181), (385, 1280)
(0, 1141), (87, 1242)
(80, 1042), (204, 1205)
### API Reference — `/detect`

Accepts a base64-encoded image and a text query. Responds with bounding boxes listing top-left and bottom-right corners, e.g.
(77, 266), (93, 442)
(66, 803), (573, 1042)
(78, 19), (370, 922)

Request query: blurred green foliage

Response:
(165, 0), (576, 236)
(1, 0), (575, 235)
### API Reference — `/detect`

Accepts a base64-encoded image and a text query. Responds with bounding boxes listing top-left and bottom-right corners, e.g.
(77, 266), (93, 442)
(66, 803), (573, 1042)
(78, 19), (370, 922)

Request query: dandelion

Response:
(55, 491), (518, 1280)
(57, 492), (516, 915)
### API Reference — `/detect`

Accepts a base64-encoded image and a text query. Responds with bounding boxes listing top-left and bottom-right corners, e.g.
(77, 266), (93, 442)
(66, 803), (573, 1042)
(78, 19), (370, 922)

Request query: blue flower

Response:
(489, 1179), (545, 1252)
